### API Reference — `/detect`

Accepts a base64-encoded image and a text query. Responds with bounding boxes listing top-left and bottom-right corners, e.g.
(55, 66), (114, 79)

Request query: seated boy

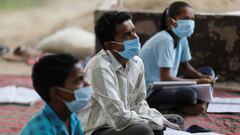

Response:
(78, 11), (183, 135)
(20, 54), (91, 135)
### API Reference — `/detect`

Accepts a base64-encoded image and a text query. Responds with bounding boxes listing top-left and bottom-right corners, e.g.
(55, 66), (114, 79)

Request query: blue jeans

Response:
(146, 67), (215, 111)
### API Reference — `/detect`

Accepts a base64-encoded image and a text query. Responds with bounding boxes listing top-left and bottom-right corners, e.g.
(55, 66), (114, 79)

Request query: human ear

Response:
(49, 87), (62, 100)
(103, 41), (113, 50)
(168, 17), (177, 28)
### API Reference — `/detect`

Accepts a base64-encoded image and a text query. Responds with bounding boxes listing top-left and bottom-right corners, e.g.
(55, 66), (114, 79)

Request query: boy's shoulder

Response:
(84, 50), (114, 74)
(20, 109), (52, 134)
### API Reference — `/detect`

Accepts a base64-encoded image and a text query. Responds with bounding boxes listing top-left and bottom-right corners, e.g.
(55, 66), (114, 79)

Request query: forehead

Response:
(67, 64), (84, 79)
(115, 19), (134, 34)
(177, 7), (194, 19)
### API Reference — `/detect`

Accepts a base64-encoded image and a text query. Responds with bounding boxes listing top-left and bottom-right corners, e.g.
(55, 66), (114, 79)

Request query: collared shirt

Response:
(139, 30), (192, 96)
(78, 50), (168, 135)
(20, 104), (83, 135)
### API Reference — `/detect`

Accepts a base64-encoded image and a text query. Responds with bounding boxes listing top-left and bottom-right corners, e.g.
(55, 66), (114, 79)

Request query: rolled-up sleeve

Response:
(89, 67), (148, 131)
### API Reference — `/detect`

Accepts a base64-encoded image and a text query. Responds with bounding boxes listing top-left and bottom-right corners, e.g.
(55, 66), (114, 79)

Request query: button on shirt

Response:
(139, 30), (192, 96)
(78, 50), (168, 135)
(20, 104), (84, 135)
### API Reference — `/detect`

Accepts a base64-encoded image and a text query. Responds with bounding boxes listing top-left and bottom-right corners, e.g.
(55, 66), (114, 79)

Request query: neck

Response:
(49, 101), (72, 134)
(49, 101), (71, 122)
(111, 51), (127, 68)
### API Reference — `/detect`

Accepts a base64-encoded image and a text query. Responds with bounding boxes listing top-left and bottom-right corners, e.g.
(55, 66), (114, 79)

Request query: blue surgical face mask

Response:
(59, 86), (91, 113)
(172, 19), (195, 38)
(111, 37), (141, 59)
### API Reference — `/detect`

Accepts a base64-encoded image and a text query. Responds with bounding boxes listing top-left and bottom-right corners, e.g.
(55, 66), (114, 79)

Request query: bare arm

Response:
(180, 62), (203, 78)
(160, 67), (187, 81)
(180, 62), (214, 80)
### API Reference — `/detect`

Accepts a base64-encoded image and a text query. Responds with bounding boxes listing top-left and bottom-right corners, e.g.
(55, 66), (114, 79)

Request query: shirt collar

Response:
(104, 50), (138, 72)
(43, 103), (78, 134)
(104, 50), (124, 72)
(43, 104), (65, 129)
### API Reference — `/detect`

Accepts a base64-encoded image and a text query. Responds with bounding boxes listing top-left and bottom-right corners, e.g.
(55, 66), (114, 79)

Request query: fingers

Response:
(170, 124), (181, 130)
(197, 78), (212, 84)
(164, 121), (181, 130)
(200, 75), (212, 80)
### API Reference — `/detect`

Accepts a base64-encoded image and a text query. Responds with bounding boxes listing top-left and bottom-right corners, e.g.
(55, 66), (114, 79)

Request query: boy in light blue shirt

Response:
(139, 1), (215, 115)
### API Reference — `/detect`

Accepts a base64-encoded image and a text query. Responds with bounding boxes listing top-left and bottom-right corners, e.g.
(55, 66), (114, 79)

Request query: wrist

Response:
(197, 73), (204, 78)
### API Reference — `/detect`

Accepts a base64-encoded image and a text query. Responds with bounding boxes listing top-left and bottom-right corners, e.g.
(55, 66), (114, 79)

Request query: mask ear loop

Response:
(57, 87), (81, 102)
(58, 87), (74, 94)
(110, 41), (123, 45)
(51, 87), (71, 104)
(104, 40), (124, 55)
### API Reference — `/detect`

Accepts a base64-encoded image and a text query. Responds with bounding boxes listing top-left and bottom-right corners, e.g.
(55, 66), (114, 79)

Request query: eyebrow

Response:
(120, 27), (136, 37)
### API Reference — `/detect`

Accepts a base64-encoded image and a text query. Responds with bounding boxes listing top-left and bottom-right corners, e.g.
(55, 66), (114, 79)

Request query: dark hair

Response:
(160, 1), (192, 30)
(95, 11), (132, 49)
(32, 53), (79, 102)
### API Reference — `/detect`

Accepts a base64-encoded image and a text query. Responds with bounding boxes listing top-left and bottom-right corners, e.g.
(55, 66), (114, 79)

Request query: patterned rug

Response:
(0, 75), (239, 135)
(0, 75), (32, 88)
(0, 75), (43, 135)
(184, 88), (240, 135)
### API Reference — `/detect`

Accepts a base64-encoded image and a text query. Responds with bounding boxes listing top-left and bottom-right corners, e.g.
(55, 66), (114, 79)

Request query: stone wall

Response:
(95, 9), (240, 81)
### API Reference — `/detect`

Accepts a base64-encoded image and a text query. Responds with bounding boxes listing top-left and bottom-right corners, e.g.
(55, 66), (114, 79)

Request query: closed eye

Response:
(73, 76), (84, 84)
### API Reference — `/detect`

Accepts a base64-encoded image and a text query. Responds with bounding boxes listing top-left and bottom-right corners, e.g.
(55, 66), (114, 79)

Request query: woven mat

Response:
(0, 75), (239, 135)
(184, 88), (240, 135)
